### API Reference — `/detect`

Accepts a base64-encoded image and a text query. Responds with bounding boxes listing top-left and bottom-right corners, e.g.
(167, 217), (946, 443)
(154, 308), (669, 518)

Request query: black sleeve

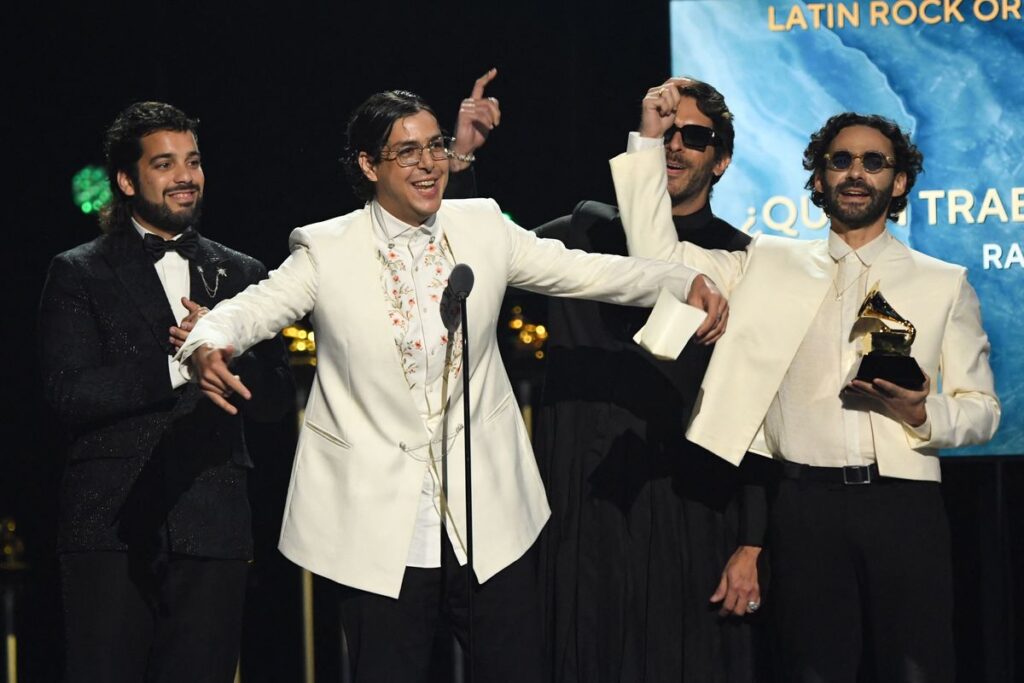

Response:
(735, 454), (777, 547)
(532, 214), (572, 242)
(737, 482), (767, 547)
(38, 255), (176, 427)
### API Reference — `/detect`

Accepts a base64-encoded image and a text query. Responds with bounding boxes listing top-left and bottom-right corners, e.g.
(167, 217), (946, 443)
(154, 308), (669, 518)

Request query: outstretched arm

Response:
(171, 288), (293, 422)
(505, 209), (729, 344)
(177, 234), (319, 414)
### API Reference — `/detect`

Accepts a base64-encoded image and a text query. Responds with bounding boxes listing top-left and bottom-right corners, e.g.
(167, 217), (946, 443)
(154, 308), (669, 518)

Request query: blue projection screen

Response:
(669, 0), (1022, 455)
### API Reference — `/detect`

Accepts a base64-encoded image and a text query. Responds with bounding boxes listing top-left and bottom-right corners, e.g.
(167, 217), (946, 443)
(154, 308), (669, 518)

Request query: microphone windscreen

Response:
(449, 263), (475, 298)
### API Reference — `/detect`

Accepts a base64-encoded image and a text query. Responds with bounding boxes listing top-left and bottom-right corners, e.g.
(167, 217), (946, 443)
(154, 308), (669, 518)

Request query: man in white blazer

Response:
(177, 89), (726, 681)
(611, 95), (999, 682)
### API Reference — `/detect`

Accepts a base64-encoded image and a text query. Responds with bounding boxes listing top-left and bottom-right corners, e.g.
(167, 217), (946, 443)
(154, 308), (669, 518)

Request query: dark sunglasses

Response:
(663, 124), (720, 152)
(823, 150), (896, 174)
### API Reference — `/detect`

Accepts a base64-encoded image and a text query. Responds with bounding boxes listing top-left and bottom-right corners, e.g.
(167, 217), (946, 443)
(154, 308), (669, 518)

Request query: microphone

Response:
(448, 263), (475, 300)
(441, 264), (474, 332)
(445, 261), (477, 675)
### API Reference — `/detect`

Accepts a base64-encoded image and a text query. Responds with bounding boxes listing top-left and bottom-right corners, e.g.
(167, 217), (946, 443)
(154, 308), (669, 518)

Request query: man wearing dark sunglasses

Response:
(613, 111), (1000, 681)
(531, 77), (768, 682)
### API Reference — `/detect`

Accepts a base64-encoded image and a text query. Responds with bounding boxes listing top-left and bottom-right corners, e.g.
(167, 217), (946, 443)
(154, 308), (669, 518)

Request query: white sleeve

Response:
(609, 144), (747, 295)
(626, 131), (665, 153)
(906, 272), (1000, 449)
(502, 210), (698, 306)
(176, 230), (319, 362)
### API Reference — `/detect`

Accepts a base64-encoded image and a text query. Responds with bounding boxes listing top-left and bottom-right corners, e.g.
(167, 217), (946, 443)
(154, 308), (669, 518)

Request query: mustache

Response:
(836, 179), (873, 194)
(164, 184), (201, 195)
(666, 152), (690, 168)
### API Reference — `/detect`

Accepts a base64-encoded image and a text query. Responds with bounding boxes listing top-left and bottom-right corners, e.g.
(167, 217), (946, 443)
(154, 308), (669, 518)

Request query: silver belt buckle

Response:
(842, 465), (873, 485)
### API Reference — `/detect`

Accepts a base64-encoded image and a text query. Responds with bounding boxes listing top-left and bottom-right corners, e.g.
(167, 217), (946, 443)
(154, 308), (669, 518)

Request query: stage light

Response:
(72, 165), (112, 215)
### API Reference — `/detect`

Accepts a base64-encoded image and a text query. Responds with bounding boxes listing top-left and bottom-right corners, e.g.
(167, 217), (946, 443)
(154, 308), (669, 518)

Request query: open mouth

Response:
(838, 183), (871, 201)
(666, 158), (688, 174)
(411, 178), (440, 196)
(166, 185), (200, 204)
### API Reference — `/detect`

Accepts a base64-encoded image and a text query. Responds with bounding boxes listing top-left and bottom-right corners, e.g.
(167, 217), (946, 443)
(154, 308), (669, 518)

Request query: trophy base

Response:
(853, 354), (925, 390)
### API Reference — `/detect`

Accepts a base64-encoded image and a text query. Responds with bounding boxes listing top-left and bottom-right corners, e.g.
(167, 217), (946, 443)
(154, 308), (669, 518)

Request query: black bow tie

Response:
(143, 230), (199, 262)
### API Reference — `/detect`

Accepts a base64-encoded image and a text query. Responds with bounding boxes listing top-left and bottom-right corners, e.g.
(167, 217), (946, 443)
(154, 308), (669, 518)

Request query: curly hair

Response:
(100, 102), (199, 234)
(803, 112), (923, 222)
(343, 90), (437, 203)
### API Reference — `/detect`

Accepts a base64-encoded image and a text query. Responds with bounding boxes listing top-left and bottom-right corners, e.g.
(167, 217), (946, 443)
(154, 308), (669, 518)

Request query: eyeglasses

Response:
(380, 137), (453, 167)
(823, 151), (895, 174)
(663, 124), (720, 152)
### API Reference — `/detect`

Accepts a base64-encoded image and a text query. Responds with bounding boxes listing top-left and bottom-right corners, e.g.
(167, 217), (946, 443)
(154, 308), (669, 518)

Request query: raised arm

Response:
(449, 67), (501, 174)
(609, 81), (749, 295)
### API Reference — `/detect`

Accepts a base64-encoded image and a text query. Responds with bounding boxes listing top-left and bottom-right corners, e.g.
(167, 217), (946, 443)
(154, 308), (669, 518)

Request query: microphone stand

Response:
(457, 288), (475, 683)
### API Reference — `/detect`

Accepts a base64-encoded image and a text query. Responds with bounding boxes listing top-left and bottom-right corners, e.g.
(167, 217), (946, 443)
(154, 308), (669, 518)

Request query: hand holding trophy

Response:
(848, 282), (926, 390)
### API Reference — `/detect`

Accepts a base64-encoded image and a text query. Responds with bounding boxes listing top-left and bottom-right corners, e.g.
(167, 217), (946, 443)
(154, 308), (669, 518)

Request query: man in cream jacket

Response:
(611, 89), (999, 683)
(177, 89), (726, 681)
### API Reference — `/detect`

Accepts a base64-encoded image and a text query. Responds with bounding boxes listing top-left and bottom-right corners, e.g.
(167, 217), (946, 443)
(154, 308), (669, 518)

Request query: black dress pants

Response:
(336, 537), (544, 683)
(769, 476), (954, 683)
(61, 551), (248, 683)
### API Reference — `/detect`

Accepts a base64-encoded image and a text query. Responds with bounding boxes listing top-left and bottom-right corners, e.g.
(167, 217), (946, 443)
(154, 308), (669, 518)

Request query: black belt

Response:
(781, 461), (880, 485)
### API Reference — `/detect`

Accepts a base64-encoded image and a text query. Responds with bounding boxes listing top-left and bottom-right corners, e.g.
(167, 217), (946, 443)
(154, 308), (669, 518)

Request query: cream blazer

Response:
(611, 146), (1000, 482)
(179, 198), (695, 597)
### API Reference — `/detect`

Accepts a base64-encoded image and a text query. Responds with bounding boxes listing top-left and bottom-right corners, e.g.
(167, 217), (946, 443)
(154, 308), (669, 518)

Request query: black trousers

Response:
(335, 537), (544, 683)
(769, 476), (954, 683)
(60, 551), (248, 683)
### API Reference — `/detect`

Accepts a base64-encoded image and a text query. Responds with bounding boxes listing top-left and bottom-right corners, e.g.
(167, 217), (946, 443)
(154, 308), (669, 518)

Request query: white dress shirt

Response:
(132, 219), (190, 389)
(371, 202), (466, 568)
(623, 136), (932, 467)
(763, 230), (929, 466)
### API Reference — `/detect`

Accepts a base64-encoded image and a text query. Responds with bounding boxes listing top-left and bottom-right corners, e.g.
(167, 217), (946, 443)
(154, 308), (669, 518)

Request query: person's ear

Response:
(116, 170), (137, 197)
(358, 152), (378, 183)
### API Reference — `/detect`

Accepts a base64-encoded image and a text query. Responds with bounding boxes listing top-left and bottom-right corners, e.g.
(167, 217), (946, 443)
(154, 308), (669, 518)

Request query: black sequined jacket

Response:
(38, 227), (293, 560)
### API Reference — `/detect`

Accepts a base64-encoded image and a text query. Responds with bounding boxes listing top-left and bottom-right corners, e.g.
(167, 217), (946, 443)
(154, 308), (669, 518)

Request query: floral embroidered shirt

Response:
(372, 201), (464, 568)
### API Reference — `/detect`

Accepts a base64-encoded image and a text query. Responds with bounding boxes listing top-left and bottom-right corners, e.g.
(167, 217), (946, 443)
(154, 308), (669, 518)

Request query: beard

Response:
(667, 151), (716, 208)
(821, 177), (893, 229)
(132, 187), (203, 235)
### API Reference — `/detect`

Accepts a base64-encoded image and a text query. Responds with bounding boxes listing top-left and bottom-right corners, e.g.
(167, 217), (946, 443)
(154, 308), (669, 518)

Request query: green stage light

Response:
(72, 165), (112, 215)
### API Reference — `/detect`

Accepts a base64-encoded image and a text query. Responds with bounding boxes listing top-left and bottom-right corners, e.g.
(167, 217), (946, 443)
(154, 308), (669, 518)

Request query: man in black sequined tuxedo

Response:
(38, 102), (293, 683)
(533, 78), (770, 682)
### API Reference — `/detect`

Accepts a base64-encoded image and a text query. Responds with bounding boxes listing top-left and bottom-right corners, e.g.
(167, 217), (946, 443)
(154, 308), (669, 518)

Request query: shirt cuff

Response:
(626, 131), (665, 154)
(169, 357), (190, 389)
(904, 413), (933, 445)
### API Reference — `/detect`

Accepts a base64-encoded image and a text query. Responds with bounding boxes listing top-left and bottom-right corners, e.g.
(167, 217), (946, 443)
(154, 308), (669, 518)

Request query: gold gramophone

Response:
(850, 283), (925, 389)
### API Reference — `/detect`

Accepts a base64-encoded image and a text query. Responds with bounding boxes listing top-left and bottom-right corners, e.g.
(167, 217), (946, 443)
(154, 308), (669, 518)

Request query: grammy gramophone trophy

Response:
(849, 283), (926, 389)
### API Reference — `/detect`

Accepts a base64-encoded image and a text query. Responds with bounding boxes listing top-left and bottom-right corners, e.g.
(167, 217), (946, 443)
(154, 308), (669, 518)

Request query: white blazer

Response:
(180, 198), (696, 597)
(610, 146), (1000, 482)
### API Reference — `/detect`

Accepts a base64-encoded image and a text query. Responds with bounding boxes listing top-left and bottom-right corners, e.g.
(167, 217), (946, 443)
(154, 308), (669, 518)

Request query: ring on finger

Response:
(746, 600), (761, 613)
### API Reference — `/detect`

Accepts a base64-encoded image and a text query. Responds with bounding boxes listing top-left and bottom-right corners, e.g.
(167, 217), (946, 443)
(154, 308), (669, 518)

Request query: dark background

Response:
(3, 1), (1021, 681)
